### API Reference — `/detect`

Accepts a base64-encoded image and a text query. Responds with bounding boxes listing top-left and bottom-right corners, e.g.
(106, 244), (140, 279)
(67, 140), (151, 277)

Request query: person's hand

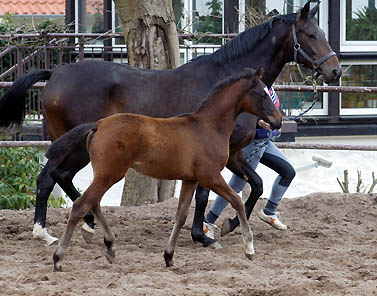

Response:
(258, 119), (271, 130)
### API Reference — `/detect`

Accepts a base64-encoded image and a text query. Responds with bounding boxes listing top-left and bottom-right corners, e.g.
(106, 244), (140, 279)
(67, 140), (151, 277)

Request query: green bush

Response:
(0, 147), (66, 210)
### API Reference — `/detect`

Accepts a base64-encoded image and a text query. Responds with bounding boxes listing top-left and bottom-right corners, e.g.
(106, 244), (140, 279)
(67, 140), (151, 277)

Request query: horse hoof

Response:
(165, 259), (174, 267)
(245, 252), (254, 261)
(53, 253), (62, 272)
(81, 222), (95, 244)
(221, 218), (233, 237)
(163, 250), (174, 267)
(54, 265), (63, 272)
(210, 241), (222, 249)
(105, 253), (115, 264)
(33, 224), (59, 246)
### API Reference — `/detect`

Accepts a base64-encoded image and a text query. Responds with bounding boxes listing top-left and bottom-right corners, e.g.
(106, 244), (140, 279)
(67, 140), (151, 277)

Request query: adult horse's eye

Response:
(307, 34), (316, 39)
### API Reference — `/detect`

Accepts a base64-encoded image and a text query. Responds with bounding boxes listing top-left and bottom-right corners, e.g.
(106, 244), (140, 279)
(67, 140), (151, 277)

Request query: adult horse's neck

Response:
(196, 79), (249, 137)
(223, 21), (292, 88)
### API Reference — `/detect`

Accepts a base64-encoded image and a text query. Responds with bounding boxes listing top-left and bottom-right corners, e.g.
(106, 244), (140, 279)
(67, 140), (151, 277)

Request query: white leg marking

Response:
(33, 223), (59, 246)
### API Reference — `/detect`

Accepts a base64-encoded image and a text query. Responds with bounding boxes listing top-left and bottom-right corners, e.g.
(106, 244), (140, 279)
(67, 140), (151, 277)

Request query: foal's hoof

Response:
(54, 265), (63, 272)
(105, 249), (115, 264)
(53, 253), (62, 272)
(105, 253), (115, 264)
(221, 218), (233, 237)
(163, 251), (174, 267)
(245, 252), (254, 261)
(81, 222), (95, 244)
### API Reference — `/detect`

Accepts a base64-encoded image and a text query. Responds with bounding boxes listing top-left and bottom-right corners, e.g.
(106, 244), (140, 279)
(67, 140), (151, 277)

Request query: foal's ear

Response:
(309, 1), (320, 19)
(253, 67), (264, 82)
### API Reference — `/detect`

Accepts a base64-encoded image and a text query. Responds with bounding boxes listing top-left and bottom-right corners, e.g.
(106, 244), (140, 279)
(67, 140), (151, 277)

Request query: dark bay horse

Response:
(0, 1), (341, 247)
(52, 68), (283, 271)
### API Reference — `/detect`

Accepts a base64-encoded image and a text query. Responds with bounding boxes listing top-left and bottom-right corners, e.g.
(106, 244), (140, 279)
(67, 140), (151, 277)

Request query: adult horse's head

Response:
(292, 1), (341, 84)
(241, 68), (282, 130)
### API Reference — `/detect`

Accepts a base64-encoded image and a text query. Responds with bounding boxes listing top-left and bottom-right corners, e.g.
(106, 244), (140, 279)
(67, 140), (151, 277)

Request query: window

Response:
(179, 0), (224, 63)
(189, 0), (224, 45)
(75, 0), (104, 45)
(340, 61), (377, 115)
(340, 0), (377, 52)
(276, 64), (328, 117)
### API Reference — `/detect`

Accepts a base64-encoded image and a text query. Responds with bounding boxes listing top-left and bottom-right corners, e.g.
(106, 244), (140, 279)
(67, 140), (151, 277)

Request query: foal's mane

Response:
(197, 68), (256, 112)
(192, 13), (297, 65)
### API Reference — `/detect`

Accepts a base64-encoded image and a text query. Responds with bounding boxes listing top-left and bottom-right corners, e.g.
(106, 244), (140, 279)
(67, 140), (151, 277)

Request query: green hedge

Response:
(0, 147), (65, 209)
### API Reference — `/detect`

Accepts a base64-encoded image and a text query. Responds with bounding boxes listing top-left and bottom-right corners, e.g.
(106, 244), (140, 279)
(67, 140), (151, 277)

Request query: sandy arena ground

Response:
(0, 192), (377, 296)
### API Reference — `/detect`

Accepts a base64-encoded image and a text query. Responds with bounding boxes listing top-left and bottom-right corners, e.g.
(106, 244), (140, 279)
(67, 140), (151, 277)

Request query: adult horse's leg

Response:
(33, 159), (95, 245)
(33, 161), (60, 245)
(221, 150), (263, 236)
(164, 181), (198, 267)
(191, 185), (217, 247)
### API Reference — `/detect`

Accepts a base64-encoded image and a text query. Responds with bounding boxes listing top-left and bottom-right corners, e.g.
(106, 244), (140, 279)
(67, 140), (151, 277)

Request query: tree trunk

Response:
(114, 0), (180, 206)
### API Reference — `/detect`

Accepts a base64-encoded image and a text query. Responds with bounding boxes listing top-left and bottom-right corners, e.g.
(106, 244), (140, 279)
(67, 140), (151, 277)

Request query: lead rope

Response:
(246, 73), (318, 161)
(284, 73), (318, 121)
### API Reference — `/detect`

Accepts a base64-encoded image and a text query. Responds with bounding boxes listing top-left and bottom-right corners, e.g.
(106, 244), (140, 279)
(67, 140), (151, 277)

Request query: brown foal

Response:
(53, 68), (282, 271)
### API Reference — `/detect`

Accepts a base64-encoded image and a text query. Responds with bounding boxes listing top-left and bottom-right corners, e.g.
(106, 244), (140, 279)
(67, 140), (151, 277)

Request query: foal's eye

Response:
(307, 34), (316, 39)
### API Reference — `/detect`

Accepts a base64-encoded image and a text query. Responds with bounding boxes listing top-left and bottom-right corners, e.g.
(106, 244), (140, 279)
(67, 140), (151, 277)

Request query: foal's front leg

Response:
(164, 181), (198, 267)
(208, 176), (254, 259)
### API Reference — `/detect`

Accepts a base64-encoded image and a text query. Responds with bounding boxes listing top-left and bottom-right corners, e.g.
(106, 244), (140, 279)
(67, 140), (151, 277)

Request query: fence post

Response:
(79, 36), (84, 62)
(16, 38), (23, 77)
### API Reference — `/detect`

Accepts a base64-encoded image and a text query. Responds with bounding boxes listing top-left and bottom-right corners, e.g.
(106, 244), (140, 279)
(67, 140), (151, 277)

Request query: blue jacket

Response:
(255, 87), (281, 140)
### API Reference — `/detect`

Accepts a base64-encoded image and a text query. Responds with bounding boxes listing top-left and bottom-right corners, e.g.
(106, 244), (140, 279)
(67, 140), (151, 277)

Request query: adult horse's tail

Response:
(0, 70), (52, 127)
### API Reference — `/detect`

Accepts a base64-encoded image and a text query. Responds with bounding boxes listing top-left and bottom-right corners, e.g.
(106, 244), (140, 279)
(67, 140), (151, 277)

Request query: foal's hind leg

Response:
(52, 167), (96, 243)
(53, 180), (109, 272)
(164, 181), (198, 267)
(91, 203), (116, 264)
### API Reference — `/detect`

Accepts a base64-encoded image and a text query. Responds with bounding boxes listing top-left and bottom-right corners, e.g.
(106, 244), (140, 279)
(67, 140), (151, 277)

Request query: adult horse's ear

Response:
(297, 1), (311, 21)
(309, 1), (320, 19)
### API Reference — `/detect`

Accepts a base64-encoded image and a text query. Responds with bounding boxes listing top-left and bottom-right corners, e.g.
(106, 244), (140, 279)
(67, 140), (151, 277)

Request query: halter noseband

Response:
(292, 24), (336, 70)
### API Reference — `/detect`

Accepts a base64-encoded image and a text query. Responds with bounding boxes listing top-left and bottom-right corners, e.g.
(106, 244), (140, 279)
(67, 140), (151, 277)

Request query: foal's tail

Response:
(46, 122), (96, 167)
(0, 70), (52, 127)
(86, 127), (98, 152)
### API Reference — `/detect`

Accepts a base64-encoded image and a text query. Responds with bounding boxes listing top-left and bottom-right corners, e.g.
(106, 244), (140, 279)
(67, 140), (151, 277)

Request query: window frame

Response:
(339, 1), (377, 52)
(339, 59), (377, 116)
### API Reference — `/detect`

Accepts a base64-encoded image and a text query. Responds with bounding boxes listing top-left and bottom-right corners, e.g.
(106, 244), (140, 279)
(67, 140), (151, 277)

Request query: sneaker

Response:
(258, 209), (287, 230)
(203, 222), (217, 239)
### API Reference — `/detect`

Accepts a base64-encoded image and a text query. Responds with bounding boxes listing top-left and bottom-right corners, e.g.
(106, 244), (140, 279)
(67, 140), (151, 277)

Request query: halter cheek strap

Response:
(292, 24), (336, 70)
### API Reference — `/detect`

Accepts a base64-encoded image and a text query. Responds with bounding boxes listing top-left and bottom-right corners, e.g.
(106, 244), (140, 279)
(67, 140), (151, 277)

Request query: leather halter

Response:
(292, 24), (336, 70)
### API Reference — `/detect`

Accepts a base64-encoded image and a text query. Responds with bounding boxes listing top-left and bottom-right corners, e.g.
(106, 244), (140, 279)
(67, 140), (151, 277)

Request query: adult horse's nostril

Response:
(333, 69), (341, 78)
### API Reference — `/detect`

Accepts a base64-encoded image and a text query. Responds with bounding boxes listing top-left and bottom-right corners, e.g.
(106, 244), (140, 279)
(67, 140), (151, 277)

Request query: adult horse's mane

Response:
(197, 68), (256, 112)
(192, 13), (297, 65)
